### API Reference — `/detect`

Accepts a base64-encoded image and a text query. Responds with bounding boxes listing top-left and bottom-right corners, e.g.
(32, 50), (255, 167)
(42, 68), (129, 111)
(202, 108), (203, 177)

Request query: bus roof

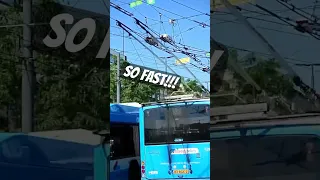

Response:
(110, 103), (140, 124)
(116, 102), (141, 107)
(141, 98), (209, 107)
(0, 132), (23, 142)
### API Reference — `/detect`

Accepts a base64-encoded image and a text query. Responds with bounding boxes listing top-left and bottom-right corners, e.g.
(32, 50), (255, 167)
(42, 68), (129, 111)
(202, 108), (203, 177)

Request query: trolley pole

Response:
(164, 57), (168, 97)
(116, 52), (121, 103)
(295, 63), (320, 89)
(22, 0), (34, 133)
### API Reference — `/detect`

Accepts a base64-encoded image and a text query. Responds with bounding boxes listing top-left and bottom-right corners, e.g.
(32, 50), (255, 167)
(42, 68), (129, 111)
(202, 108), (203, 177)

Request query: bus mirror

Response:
(93, 129), (110, 137)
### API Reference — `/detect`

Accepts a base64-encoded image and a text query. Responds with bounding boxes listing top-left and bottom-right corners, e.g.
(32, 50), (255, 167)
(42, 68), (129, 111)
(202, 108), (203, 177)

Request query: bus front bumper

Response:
(147, 179), (210, 180)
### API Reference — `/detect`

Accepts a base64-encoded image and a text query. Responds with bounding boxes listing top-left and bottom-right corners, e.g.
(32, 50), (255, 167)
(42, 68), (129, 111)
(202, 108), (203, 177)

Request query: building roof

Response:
(28, 129), (101, 145)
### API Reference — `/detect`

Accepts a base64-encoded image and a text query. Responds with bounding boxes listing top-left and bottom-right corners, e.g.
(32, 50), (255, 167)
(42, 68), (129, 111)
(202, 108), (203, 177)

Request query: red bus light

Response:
(141, 165), (145, 169)
(142, 169), (145, 174)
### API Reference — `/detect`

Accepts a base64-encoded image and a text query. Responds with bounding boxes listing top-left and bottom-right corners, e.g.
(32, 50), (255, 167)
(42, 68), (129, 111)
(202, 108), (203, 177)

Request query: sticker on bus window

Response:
(149, 171), (158, 175)
(174, 138), (183, 142)
(171, 148), (199, 155)
(173, 170), (189, 174)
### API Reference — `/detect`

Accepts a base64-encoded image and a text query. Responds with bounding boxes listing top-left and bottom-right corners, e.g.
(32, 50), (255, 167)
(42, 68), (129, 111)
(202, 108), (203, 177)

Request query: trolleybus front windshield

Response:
(144, 104), (210, 144)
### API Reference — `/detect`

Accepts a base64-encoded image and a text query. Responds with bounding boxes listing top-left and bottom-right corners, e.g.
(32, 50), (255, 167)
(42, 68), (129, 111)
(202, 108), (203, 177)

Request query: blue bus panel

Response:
(0, 133), (93, 180)
(140, 100), (210, 180)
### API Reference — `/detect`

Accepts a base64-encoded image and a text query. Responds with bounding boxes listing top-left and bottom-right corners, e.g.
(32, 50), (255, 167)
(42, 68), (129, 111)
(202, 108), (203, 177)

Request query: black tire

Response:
(128, 159), (141, 180)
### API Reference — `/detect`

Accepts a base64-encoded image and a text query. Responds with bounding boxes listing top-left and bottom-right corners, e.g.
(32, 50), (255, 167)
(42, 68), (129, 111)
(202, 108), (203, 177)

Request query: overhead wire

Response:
(110, 35), (208, 68)
(111, 1), (209, 44)
(114, 19), (207, 90)
(110, 1), (210, 89)
(111, 49), (205, 73)
(145, 2), (210, 27)
(136, 14), (209, 69)
(110, 38), (205, 73)
(0, 1), (111, 89)
(114, 20), (197, 91)
(250, 2), (320, 40)
(311, 0), (319, 21)
(134, 18), (209, 74)
(110, 1), (210, 73)
(224, 0), (320, 100)
(212, 17), (313, 38)
(110, 1), (210, 27)
(131, 15), (209, 70)
(211, 2), (320, 39)
(129, 37), (146, 66)
(170, 0), (210, 17)
(112, 19), (206, 72)
(276, 0), (318, 22)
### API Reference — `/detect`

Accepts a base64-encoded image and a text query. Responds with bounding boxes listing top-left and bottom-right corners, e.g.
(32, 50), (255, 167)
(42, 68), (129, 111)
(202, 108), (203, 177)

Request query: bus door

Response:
(94, 133), (110, 180)
(110, 124), (140, 180)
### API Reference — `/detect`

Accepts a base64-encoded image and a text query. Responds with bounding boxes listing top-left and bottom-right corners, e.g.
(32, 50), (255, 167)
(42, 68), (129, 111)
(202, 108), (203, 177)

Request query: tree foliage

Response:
(0, 0), (108, 131)
(242, 59), (295, 99)
(110, 58), (160, 103)
(221, 49), (298, 113)
(0, 0), (206, 132)
(109, 55), (206, 103)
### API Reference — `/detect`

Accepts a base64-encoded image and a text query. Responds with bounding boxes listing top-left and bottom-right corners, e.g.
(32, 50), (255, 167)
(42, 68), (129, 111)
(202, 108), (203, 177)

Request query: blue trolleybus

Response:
(210, 103), (320, 180)
(109, 103), (141, 180)
(95, 103), (141, 180)
(0, 103), (139, 180)
(0, 131), (97, 180)
(139, 94), (210, 180)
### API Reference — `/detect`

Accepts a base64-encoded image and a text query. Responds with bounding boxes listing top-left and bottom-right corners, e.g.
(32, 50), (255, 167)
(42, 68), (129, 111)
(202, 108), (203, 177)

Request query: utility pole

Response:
(204, 81), (209, 90)
(164, 57), (168, 97)
(295, 63), (320, 89)
(7, 104), (15, 132)
(22, 0), (33, 133)
(116, 52), (121, 103)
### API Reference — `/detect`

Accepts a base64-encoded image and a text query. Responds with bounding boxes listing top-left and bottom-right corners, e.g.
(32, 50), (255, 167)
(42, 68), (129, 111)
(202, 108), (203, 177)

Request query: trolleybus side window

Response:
(110, 125), (136, 160)
(0, 136), (49, 165)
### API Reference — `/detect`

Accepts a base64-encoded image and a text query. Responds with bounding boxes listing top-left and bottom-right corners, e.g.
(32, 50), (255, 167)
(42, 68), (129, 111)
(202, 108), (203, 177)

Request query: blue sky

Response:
(57, 0), (320, 93)
(110, 0), (210, 89)
(58, 0), (210, 89)
(213, 0), (320, 92)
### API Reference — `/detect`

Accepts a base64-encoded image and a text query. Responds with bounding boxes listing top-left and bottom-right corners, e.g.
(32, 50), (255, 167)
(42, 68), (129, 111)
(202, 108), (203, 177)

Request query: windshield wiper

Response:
(254, 142), (320, 170)
(185, 144), (193, 174)
(253, 150), (309, 170)
(167, 144), (173, 175)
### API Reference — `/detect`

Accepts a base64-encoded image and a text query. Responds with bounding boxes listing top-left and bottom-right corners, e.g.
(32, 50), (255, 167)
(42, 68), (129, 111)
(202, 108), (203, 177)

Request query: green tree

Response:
(0, 6), (23, 131)
(110, 60), (159, 103)
(226, 50), (297, 112)
(109, 55), (208, 103)
(233, 55), (295, 100)
(243, 59), (295, 99)
(0, 0), (108, 131)
(174, 79), (206, 95)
